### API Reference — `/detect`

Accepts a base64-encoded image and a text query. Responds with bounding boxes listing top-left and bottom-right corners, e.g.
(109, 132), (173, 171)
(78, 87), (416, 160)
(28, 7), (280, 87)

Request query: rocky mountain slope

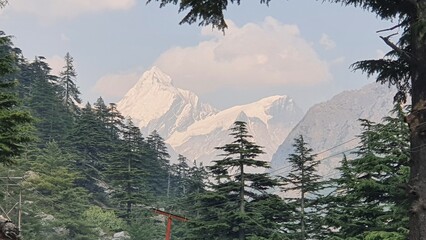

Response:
(270, 83), (396, 177)
(167, 95), (304, 165)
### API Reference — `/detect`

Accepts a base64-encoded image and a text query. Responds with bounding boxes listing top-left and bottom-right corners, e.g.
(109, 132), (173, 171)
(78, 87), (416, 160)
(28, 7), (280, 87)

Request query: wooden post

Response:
(165, 216), (172, 240)
(152, 208), (188, 240)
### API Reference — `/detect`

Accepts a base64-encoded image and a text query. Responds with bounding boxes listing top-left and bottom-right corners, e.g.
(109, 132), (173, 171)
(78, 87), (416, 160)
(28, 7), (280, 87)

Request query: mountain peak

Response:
(117, 67), (218, 139)
(138, 66), (173, 86)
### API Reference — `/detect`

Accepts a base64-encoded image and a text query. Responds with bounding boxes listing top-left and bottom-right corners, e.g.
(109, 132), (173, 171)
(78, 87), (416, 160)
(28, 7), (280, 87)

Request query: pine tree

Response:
(323, 154), (361, 240)
(188, 121), (289, 240)
(105, 103), (125, 138)
(27, 57), (72, 145)
(170, 154), (191, 198)
(325, 105), (410, 239)
(281, 135), (324, 240)
(59, 52), (81, 113)
(65, 103), (113, 200)
(93, 98), (124, 139)
(0, 31), (33, 165)
(145, 130), (170, 197)
(376, 104), (410, 233)
(187, 160), (207, 196)
(22, 141), (96, 239)
(107, 119), (150, 220)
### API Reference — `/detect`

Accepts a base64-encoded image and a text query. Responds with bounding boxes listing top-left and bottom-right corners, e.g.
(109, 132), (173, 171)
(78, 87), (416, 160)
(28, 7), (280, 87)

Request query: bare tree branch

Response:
(377, 22), (404, 33)
(380, 33), (415, 63)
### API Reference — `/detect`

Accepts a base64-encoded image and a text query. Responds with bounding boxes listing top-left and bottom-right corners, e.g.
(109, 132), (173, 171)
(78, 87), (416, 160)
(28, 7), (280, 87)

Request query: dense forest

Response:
(0, 29), (411, 240)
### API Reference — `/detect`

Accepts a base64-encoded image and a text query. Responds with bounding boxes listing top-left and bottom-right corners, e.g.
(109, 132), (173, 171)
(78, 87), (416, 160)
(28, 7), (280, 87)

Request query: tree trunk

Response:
(239, 160), (245, 240)
(408, 78), (426, 238)
(301, 167), (305, 240)
(408, 3), (426, 238)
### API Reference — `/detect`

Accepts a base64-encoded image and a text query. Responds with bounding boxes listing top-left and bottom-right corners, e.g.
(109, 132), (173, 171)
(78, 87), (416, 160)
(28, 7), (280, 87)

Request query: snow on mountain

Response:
(270, 83), (396, 177)
(116, 66), (304, 166)
(117, 66), (218, 139)
(167, 95), (304, 166)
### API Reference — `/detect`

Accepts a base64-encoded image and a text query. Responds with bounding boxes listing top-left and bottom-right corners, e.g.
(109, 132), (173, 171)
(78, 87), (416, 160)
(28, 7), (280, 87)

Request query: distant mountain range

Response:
(117, 67), (304, 165)
(269, 83), (396, 177)
(117, 67), (396, 176)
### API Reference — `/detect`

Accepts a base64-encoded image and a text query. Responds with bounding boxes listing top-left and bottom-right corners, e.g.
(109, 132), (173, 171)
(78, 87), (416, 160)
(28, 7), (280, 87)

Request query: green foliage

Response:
(0, 24), (417, 239)
(186, 121), (289, 239)
(140, 2), (426, 237)
(147, 0), (271, 30)
(126, 210), (165, 240)
(0, 29), (199, 239)
(169, 154), (191, 198)
(59, 52), (81, 113)
(282, 135), (325, 239)
(82, 206), (124, 233)
(145, 130), (170, 197)
(364, 231), (406, 240)
(22, 141), (97, 239)
(283, 135), (322, 193)
(0, 31), (33, 165)
(107, 119), (152, 220)
(26, 57), (72, 145)
(93, 98), (124, 139)
(324, 104), (410, 239)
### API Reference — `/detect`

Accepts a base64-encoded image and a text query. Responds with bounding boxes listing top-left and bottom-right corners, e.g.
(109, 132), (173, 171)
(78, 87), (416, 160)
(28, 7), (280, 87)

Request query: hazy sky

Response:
(0, 0), (393, 111)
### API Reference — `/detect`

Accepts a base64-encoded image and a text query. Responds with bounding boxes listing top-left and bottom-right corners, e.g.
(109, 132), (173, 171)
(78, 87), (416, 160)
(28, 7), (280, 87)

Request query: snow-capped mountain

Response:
(167, 95), (304, 165)
(117, 67), (218, 139)
(117, 67), (304, 166)
(270, 83), (396, 177)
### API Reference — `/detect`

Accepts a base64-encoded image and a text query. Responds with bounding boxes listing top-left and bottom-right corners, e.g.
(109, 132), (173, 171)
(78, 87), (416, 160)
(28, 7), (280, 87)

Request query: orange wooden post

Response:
(152, 208), (189, 240)
(165, 216), (172, 240)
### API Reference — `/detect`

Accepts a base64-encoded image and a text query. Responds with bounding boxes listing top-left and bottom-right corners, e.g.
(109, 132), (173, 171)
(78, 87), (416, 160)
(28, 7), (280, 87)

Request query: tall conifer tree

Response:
(188, 121), (289, 239)
(107, 119), (150, 220)
(146, 130), (170, 197)
(0, 31), (33, 165)
(325, 105), (410, 239)
(282, 135), (324, 240)
(27, 57), (72, 145)
(59, 52), (81, 113)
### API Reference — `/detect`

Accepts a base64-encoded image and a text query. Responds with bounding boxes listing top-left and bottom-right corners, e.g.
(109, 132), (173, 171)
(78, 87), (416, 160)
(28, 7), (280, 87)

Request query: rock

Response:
(0, 215), (20, 240)
(112, 231), (130, 240)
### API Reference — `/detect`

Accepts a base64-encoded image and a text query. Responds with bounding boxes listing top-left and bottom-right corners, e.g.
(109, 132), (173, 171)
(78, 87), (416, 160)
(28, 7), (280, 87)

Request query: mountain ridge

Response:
(117, 67), (304, 165)
(117, 66), (218, 139)
(270, 83), (396, 177)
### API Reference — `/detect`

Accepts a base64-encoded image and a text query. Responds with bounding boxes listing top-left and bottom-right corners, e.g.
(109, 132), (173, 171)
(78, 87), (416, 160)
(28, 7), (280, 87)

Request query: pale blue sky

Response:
(0, 0), (392, 110)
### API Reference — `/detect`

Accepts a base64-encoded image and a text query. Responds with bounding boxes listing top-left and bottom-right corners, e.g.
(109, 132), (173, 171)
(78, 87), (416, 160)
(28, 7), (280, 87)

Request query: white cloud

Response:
(93, 72), (139, 99)
(46, 55), (65, 76)
(153, 17), (332, 94)
(319, 33), (336, 50)
(5, 0), (136, 20)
